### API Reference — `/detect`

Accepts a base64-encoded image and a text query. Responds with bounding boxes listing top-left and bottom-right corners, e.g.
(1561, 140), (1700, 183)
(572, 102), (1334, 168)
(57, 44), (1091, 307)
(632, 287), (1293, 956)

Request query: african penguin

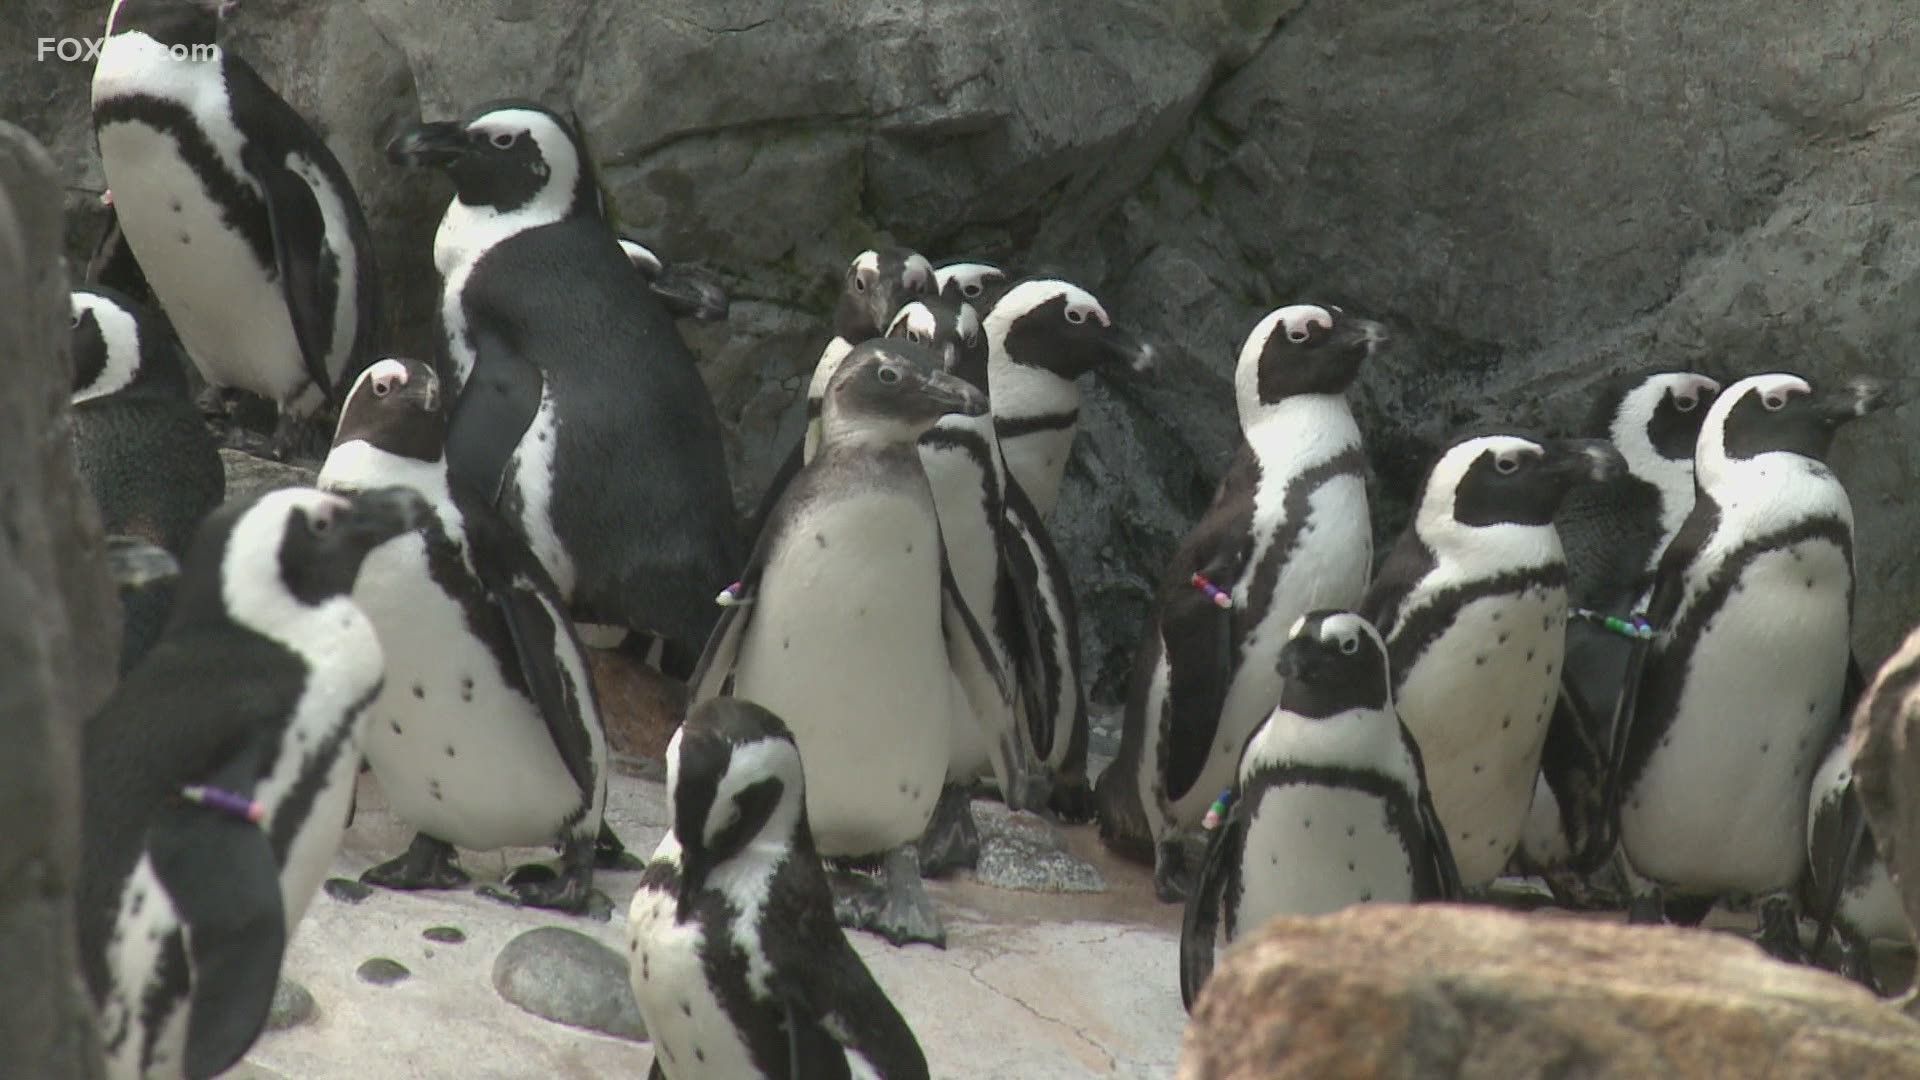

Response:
(69, 285), (225, 674)
(983, 278), (1156, 519)
(1098, 304), (1384, 901)
(1361, 432), (1622, 890)
(933, 259), (1008, 308)
(317, 357), (627, 914)
(618, 235), (730, 323)
(1180, 610), (1461, 1009)
(689, 340), (1004, 947)
(389, 100), (744, 663)
(91, 0), (380, 458)
(627, 698), (929, 1079)
(1615, 372), (1892, 958)
(77, 484), (423, 1080)
(889, 297), (988, 388)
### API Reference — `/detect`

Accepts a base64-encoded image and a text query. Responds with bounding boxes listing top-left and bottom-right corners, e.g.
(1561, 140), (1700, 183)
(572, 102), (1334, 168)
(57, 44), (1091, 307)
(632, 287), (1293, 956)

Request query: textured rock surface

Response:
(492, 926), (647, 1042)
(221, 448), (320, 503)
(0, 120), (111, 1079)
(1179, 905), (1920, 1079)
(11, 2), (1919, 702)
(973, 800), (1108, 894)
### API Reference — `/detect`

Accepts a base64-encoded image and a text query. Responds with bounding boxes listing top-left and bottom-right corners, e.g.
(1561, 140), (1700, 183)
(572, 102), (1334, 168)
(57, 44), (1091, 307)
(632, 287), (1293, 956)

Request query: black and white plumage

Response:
(889, 298), (988, 389)
(1180, 611), (1461, 1009)
(983, 278), (1156, 519)
(1614, 372), (1891, 953)
(388, 101), (744, 661)
(617, 235), (730, 323)
(91, 0), (379, 456)
(69, 285), (226, 673)
(1361, 432), (1621, 889)
(933, 259), (1008, 309)
(316, 357), (623, 914)
(627, 698), (929, 1080)
(1099, 305), (1383, 900)
(77, 484), (423, 1080)
(691, 341), (1005, 947)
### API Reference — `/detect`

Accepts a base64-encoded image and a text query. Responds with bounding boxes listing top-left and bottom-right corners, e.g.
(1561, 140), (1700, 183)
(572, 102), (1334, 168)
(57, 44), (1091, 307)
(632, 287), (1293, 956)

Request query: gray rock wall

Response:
(0, 120), (111, 1079)
(12, 1), (1917, 704)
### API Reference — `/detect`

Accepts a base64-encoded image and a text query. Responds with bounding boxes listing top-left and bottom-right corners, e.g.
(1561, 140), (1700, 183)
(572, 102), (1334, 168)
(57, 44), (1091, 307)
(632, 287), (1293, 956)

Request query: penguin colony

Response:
(49, 1), (1915, 1076)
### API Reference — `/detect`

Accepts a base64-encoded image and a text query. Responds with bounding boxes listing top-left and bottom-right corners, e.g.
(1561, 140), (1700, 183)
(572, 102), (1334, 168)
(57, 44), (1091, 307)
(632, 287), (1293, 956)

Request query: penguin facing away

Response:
(627, 698), (929, 1080)
(69, 285), (226, 674)
(1613, 372), (1892, 959)
(91, 0), (380, 458)
(77, 484), (423, 1080)
(1099, 304), (1384, 901)
(317, 357), (630, 914)
(388, 100), (745, 660)
(617, 235), (731, 323)
(1361, 432), (1622, 890)
(690, 341), (1004, 947)
(1180, 610), (1461, 1009)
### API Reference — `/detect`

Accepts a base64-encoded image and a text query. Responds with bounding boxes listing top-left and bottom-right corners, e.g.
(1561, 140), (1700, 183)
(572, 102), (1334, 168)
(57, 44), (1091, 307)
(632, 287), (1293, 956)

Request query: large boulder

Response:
(0, 120), (112, 1079)
(1179, 905), (1920, 1078)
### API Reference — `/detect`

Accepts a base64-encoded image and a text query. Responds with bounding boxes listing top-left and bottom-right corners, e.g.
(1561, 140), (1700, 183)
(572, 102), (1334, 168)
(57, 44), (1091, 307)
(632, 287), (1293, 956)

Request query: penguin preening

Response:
(1099, 304), (1384, 901)
(689, 340), (1007, 947)
(91, 0), (380, 459)
(617, 235), (730, 323)
(388, 100), (744, 663)
(69, 285), (226, 674)
(317, 357), (629, 915)
(1179, 610), (1461, 1009)
(627, 698), (929, 1079)
(1361, 432), (1622, 891)
(78, 484), (424, 1080)
(1613, 372), (1892, 959)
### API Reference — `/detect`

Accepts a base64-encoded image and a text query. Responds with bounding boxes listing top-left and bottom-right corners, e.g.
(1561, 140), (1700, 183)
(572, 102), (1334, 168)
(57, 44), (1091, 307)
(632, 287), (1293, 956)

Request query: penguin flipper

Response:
(686, 532), (771, 704)
(243, 143), (338, 402)
(746, 439), (806, 546)
(1179, 800), (1244, 1012)
(1402, 722), (1466, 901)
(772, 877), (930, 1080)
(493, 577), (598, 796)
(445, 332), (544, 507)
(147, 798), (287, 1079)
(1159, 545), (1247, 805)
(1541, 681), (1615, 874)
(86, 202), (155, 303)
(997, 484), (1059, 762)
(942, 554), (1048, 810)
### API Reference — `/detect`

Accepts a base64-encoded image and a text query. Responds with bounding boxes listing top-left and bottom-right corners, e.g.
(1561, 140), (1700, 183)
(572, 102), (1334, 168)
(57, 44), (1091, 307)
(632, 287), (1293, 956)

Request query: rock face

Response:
(10, 2), (1919, 704)
(0, 121), (113, 1078)
(1179, 905), (1920, 1079)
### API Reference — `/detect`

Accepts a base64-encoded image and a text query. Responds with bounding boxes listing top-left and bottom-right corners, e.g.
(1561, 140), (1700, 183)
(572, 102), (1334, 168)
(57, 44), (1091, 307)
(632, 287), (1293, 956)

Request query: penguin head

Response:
(1419, 433), (1623, 537)
(934, 261), (1008, 307)
(822, 340), (989, 445)
(619, 235), (730, 323)
(666, 698), (809, 917)
(387, 101), (597, 222)
(328, 358), (444, 465)
(106, 0), (232, 48)
(1276, 611), (1393, 719)
(1700, 372), (1896, 475)
(836, 249), (935, 342)
(70, 286), (186, 405)
(1234, 303), (1387, 417)
(983, 279), (1157, 383)
(886, 297), (988, 392)
(1593, 370), (1721, 469)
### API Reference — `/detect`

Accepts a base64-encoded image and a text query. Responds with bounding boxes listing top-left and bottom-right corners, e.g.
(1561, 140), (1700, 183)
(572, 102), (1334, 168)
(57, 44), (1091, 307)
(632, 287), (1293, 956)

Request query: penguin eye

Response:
(1674, 394), (1698, 412)
(963, 283), (982, 298)
(490, 131), (519, 150)
(851, 272), (869, 294)
(1065, 308), (1087, 325)
(372, 377), (393, 398)
(1762, 393), (1787, 411)
(877, 366), (902, 385)
(907, 331), (924, 344)
(1339, 635), (1360, 656)
(1287, 326), (1311, 343)
(308, 509), (332, 535)
(1495, 456), (1521, 476)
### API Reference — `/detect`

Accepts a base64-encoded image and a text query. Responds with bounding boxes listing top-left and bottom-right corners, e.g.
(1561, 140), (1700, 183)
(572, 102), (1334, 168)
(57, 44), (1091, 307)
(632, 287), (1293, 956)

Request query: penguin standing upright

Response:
(91, 0), (380, 457)
(1614, 373), (1892, 956)
(1361, 433), (1621, 890)
(690, 341), (1002, 947)
(317, 357), (627, 914)
(69, 285), (226, 673)
(77, 485), (423, 1080)
(1098, 305), (1385, 900)
(983, 279), (1156, 519)
(1180, 610), (1461, 1008)
(627, 698), (929, 1079)
(388, 102), (743, 661)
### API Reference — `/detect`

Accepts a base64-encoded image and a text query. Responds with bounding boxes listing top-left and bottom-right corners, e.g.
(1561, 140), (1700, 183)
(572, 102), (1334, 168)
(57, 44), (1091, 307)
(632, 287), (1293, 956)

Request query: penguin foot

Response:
(1837, 935), (1886, 995)
(361, 834), (470, 891)
(479, 835), (607, 918)
(268, 412), (332, 466)
(595, 822), (646, 871)
(1047, 775), (1097, 824)
(1626, 890), (1666, 925)
(1153, 837), (1197, 904)
(914, 785), (981, 878)
(832, 848), (947, 949)
(1755, 895), (1807, 965)
(220, 425), (279, 459)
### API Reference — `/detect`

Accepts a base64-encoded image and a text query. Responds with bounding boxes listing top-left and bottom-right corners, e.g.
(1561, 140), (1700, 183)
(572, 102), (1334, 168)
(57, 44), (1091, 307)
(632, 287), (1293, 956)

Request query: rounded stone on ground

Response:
(324, 877), (375, 904)
(492, 926), (649, 1042)
(972, 800), (1107, 893)
(264, 978), (316, 1031)
(423, 925), (467, 944)
(357, 958), (412, 986)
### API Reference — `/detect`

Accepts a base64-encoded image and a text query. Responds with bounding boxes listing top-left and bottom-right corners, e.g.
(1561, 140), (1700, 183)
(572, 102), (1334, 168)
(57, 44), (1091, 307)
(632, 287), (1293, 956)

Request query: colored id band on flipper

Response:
(1571, 607), (1654, 640)
(714, 581), (751, 607)
(1202, 789), (1234, 831)
(182, 785), (265, 824)
(1190, 574), (1233, 610)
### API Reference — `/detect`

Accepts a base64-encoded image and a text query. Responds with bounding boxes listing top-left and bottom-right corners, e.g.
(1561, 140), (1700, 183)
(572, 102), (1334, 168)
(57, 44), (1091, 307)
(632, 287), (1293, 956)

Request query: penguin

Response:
(617, 235), (731, 323)
(627, 698), (929, 1079)
(388, 101), (744, 663)
(316, 357), (630, 914)
(889, 297), (988, 388)
(933, 259), (1008, 308)
(1179, 610), (1462, 1009)
(982, 278), (1156, 519)
(77, 484), (423, 1080)
(690, 340), (1006, 947)
(1098, 304), (1385, 901)
(1614, 372), (1892, 958)
(1517, 370), (1721, 885)
(69, 285), (226, 674)
(91, 0), (380, 458)
(1360, 432), (1622, 890)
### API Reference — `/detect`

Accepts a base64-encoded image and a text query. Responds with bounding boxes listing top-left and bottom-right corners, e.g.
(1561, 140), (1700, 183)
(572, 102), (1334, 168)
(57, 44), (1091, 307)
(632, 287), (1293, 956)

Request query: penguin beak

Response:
(1330, 317), (1391, 358)
(647, 264), (731, 323)
(1816, 375), (1898, 426)
(387, 122), (473, 169)
(919, 369), (990, 418)
(104, 536), (180, 592)
(1543, 438), (1624, 484)
(339, 487), (429, 549)
(1099, 324), (1158, 382)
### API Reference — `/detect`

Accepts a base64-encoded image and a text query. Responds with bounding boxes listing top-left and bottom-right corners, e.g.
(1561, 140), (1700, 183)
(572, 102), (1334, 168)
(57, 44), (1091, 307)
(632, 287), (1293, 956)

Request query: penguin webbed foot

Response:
(595, 822), (646, 872)
(361, 834), (470, 892)
(831, 848), (947, 949)
(914, 785), (981, 878)
(1754, 894), (1807, 964)
(1047, 775), (1097, 824)
(1154, 836), (1201, 904)
(1836, 934), (1886, 995)
(479, 835), (612, 920)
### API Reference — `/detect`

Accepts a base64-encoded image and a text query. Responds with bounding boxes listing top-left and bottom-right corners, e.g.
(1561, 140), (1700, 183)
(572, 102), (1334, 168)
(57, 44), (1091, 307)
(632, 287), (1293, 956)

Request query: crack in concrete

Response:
(932, 946), (1123, 1074)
